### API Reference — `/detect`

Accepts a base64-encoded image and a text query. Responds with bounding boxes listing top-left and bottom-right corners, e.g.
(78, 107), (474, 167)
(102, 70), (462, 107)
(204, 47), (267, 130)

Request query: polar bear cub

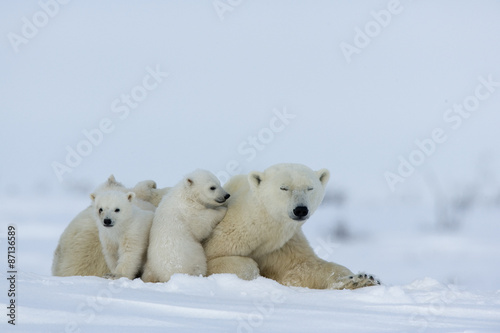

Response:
(142, 169), (230, 283)
(91, 190), (154, 279)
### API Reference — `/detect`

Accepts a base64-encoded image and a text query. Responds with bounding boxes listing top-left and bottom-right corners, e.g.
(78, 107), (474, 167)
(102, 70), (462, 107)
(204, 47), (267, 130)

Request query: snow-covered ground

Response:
(1, 1), (500, 332)
(1, 194), (499, 332)
(11, 273), (500, 333)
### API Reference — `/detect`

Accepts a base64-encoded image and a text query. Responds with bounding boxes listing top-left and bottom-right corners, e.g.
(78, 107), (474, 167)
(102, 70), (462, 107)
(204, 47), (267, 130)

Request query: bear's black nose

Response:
(293, 206), (309, 218)
(103, 218), (112, 226)
(224, 194), (230, 200)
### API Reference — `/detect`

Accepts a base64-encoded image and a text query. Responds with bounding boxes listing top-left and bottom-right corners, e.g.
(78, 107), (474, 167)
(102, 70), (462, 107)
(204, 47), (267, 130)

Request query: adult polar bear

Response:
(204, 163), (379, 290)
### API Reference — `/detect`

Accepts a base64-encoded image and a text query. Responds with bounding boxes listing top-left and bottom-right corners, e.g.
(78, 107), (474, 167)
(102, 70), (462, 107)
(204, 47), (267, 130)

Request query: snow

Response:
(1, 0), (500, 332)
(7, 274), (500, 332)
(1, 195), (500, 332)
(8, 273), (500, 333)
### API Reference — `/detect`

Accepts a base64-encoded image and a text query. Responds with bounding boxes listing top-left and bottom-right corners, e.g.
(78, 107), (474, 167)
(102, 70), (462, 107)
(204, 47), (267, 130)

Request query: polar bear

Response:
(91, 190), (154, 279)
(132, 179), (171, 207)
(142, 169), (230, 283)
(52, 175), (169, 277)
(204, 163), (380, 290)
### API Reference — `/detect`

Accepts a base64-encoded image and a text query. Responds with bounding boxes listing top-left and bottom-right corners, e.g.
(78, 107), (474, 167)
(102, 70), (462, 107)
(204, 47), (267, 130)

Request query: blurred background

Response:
(1, 1), (499, 290)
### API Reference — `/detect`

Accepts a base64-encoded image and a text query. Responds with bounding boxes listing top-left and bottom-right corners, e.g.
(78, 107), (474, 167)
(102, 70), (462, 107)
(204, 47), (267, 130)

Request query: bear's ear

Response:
(107, 174), (117, 185)
(90, 193), (96, 201)
(248, 171), (263, 189)
(316, 169), (330, 187)
(126, 192), (136, 202)
(185, 178), (194, 187)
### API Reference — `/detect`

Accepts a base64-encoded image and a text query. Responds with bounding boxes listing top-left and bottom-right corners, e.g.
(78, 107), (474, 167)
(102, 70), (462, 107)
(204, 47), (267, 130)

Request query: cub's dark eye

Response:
(115, 208), (120, 213)
(307, 187), (314, 191)
(210, 186), (216, 191)
(280, 186), (289, 191)
(98, 208), (103, 213)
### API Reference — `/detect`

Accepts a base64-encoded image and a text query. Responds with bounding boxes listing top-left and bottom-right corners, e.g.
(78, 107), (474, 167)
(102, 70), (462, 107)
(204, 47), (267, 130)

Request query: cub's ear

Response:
(248, 171), (263, 189)
(185, 178), (194, 187)
(107, 174), (117, 184)
(316, 169), (330, 186)
(90, 193), (96, 201)
(126, 192), (136, 202)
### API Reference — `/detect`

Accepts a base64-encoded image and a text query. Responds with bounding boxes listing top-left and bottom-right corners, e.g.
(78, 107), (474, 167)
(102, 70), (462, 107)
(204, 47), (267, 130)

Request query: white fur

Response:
(204, 163), (380, 290)
(142, 169), (229, 283)
(52, 175), (167, 277)
(91, 190), (154, 279)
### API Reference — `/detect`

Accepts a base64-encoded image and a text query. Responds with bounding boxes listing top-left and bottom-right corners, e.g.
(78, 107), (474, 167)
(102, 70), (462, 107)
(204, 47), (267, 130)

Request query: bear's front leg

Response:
(113, 238), (144, 280)
(113, 254), (142, 280)
(207, 256), (260, 280)
(100, 237), (119, 274)
(257, 230), (381, 290)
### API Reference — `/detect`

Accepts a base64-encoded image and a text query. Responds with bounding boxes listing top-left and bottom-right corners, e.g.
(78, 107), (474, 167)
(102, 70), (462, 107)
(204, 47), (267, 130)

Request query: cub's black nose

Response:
(224, 194), (230, 200)
(103, 218), (112, 226)
(293, 206), (309, 218)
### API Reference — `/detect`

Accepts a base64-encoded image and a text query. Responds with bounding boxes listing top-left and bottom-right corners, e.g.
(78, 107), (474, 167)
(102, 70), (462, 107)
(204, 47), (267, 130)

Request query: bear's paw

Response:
(340, 273), (381, 290)
(103, 273), (119, 280)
